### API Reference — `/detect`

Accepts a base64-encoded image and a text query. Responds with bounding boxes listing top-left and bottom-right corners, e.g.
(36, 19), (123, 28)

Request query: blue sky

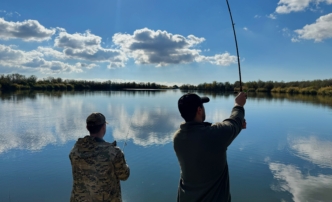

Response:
(1, 0), (332, 85)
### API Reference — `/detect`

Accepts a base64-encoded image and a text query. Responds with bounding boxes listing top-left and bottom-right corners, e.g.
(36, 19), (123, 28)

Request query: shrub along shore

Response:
(180, 79), (332, 96)
(1, 74), (331, 96)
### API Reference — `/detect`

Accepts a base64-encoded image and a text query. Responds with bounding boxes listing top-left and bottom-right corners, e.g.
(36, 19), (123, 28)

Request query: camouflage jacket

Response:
(69, 136), (130, 202)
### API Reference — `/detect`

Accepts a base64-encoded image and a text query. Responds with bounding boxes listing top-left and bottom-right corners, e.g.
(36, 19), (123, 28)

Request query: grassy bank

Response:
(185, 79), (332, 96)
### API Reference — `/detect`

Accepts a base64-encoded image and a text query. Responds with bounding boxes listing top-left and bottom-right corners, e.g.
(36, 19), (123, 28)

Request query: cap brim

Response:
(201, 97), (210, 103)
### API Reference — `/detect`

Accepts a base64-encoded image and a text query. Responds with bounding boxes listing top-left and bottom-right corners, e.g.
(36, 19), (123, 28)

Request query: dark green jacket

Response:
(173, 106), (245, 202)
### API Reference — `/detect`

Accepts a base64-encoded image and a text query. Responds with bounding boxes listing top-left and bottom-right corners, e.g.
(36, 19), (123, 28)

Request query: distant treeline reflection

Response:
(0, 89), (166, 102)
(2, 90), (332, 109)
(0, 73), (171, 91)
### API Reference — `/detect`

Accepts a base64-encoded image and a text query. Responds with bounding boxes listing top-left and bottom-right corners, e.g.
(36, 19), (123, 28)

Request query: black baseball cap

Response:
(178, 93), (210, 118)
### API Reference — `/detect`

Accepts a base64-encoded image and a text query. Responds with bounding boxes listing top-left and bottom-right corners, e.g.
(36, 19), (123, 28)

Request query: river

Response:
(0, 90), (331, 202)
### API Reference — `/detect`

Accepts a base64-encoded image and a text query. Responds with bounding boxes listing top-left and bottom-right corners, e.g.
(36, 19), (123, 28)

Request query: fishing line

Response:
(226, 0), (243, 92)
(122, 119), (131, 154)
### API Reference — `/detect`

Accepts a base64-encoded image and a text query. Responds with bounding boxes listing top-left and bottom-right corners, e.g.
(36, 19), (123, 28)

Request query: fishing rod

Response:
(226, 0), (247, 129)
(226, 0), (243, 92)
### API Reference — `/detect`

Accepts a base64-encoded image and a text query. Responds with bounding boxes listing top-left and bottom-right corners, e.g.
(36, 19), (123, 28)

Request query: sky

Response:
(0, 0), (332, 86)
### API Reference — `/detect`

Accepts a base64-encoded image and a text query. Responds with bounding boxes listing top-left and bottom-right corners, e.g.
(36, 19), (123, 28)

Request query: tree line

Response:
(0, 73), (170, 91)
(180, 79), (332, 96)
(1, 74), (331, 95)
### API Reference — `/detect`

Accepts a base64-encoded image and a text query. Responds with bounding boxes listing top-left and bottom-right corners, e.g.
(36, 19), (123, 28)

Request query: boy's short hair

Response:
(86, 112), (108, 134)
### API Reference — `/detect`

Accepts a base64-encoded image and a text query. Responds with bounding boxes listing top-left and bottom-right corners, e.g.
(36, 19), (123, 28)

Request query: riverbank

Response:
(180, 79), (332, 96)
(231, 86), (332, 96)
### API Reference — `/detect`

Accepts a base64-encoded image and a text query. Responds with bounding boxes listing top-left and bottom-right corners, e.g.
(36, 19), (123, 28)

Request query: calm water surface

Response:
(0, 90), (332, 202)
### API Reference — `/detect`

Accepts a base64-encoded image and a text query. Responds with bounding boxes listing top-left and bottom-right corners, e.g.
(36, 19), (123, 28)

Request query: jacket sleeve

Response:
(212, 106), (245, 147)
(113, 149), (130, 181)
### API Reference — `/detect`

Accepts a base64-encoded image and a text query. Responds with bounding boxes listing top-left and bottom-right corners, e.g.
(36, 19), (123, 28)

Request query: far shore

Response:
(1, 73), (331, 96)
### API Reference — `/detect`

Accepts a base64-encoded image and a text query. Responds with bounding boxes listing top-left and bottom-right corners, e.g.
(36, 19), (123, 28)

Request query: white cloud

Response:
(281, 27), (291, 37)
(289, 136), (332, 168)
(294, 13), (332, 42)
(275, 0), (332, 14)
(0, 10), (21, 17)
(55, 30), (102, 49)
(8, 44), (18, 49)
(56, 27), (66, 32)
(55, 30), (127, 68)
(113, 28), (203, 67)
(269, 162), (332, 202)
(0, 44), (41, 66)
(267, 13), (277, 19)
(291, 37), (300, 42)
(0, 44), (82, 73)
(35, 47), (99, 70)
(0, 18), (55, 41)
(0, 19), (238, 71)
(243, 27), (248, 31)
(254, 15), (261, 18)
(75, 62), (98, 69)
(196, 52), (237, 66)
(64, 48), (125, 63)
(276, 0), (311, 14)
(36, 46), (67, 60)
(113, 28), (236, 67)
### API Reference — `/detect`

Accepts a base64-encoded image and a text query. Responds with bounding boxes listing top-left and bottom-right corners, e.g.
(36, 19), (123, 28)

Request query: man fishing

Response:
(69, 112), (130, 202)
(173, 92), (246, 202)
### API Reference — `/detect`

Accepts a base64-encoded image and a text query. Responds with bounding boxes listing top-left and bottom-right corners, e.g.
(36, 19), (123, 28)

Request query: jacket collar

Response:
(180, 121), (212, 130)
(93, 136), (105, 142)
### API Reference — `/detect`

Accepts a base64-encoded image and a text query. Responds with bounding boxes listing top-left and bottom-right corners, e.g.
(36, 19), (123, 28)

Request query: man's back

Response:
(69, 136), (130, 202)
(173, 106), (245, 202)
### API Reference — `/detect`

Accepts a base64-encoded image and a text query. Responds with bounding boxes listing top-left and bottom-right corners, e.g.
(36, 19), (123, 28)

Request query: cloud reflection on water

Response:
(207, 108), (229, 123)
(0, 91), (187, 153)
(107, 104), (181, 146)
(0, 90), (250, 153)
(268, 136), (332, 202)
(0, 94), (88, 154)
(269, 162), (332, 202)
(106, 102), (230, 147)
(289, 136), (332, 169)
